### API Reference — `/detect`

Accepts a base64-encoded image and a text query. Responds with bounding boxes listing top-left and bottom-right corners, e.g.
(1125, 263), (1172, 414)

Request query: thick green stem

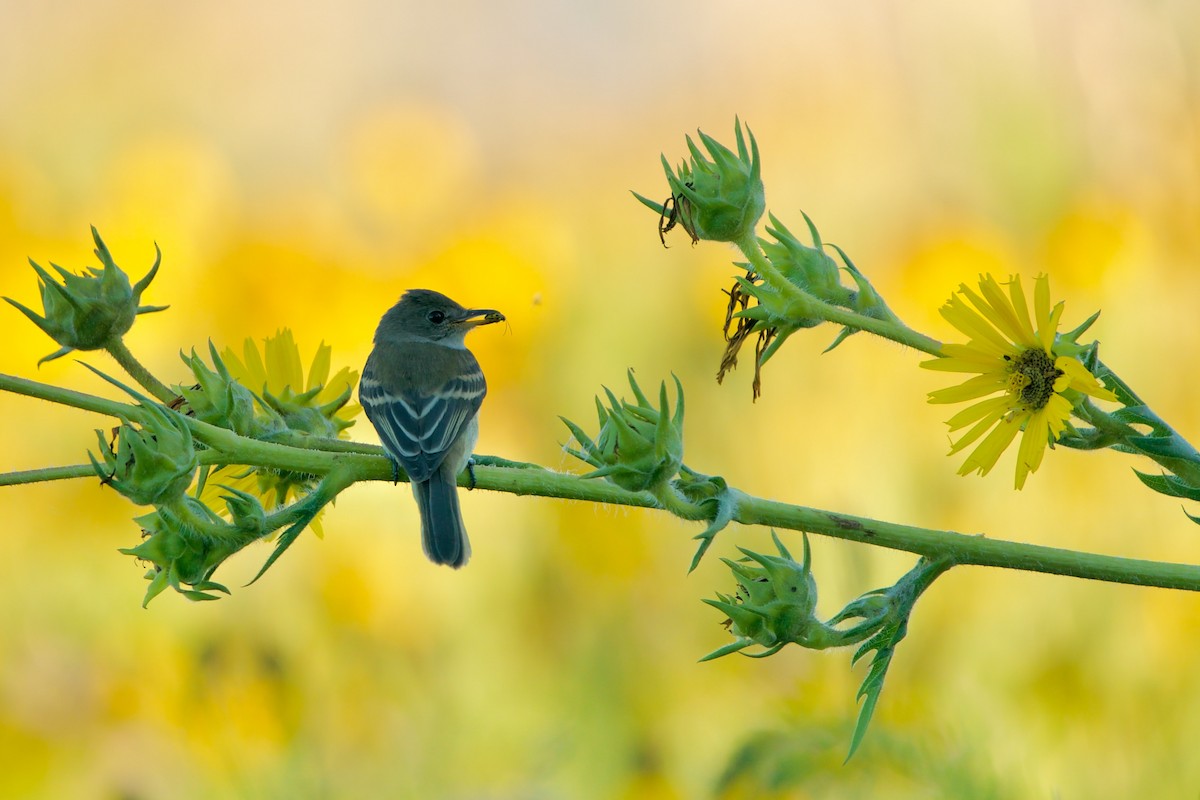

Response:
(4, 371), (1199, 593)
(1, 372), (141, 418)
(734, 496), (1200, 591)
(104, 337), (176, 404)
(1086, 400), (1200, 472)
(0, 464), (96, 485)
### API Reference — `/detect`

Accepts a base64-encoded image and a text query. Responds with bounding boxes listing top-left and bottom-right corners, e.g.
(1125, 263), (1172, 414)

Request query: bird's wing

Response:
(360, 354), (487, 483)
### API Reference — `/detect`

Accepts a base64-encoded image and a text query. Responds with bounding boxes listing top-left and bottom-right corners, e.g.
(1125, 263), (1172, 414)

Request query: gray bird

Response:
(360, 289), (504, 567)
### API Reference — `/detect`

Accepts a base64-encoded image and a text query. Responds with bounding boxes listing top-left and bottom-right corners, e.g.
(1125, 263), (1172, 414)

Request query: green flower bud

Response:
(705, 592), (773, 644)
(217, 485), (268, 537)
(635, 119), (764, 245)
(262, 382), (355, 439)
(177, 343), (263, 436)
(562, 370), (685, 493)
(90, 403), (198, 507)
(4, 227), (167, 364)
(702, 533), (839, 659)
(702, 533), (916, 663)
(121, 505), (236, 606)
(733, 275), (822, 331)
(217, 383), (351, 506)
(761, 212), (847, 302)
(837, 246), (899, 325)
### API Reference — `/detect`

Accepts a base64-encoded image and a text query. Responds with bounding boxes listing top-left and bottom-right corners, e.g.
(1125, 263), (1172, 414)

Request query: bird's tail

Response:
(411, 473), (471, 568)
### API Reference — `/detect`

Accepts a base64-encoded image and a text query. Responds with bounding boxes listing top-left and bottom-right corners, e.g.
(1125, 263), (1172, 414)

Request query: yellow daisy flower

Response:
(922, 274), (1117, 489)
(199, 329), (360, 535)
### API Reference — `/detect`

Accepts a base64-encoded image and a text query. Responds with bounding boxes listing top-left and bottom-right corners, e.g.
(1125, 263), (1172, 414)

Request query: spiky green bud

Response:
(261, 382), (355, 439)
(562, 370), (685, 493)
(218, 485), (268, 537)
(4, 227), (167, 364)
(722, 533), (821, 649)
(89, 403), (197, 507)
(761, 212), (846, 300)
(177, 343), (264, 436)
(701, 532), (903, 661)
(121, 504), (238, 606)
(635, 119), (764, 245)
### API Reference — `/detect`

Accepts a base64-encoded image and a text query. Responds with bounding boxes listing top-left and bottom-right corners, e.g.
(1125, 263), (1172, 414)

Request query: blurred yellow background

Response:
(3, 1), (1200, 797)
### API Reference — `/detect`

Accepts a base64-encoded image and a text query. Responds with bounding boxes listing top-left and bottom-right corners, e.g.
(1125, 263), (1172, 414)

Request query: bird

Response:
(359, 289), (504, 568)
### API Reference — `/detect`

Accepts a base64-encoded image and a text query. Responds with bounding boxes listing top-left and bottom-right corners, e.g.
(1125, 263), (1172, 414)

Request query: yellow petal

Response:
(265, 329), (304, 393)
(1055, 356), (1117, 401)
(941, 293), (1012, 353)
(921, 352), (1005, 374)
(1042, 393), (1072, 438)
(237, 337), (269, 392)
(1004, 275), (1038, 346)
(929, 373), (1009, 404)
(946, 395), (1013, 431)
(1014, 410), (1051, 489)
(219, 346), (249, 385)
(307, 341), (332, 391)
(948, 414), (1000, 455)
(1033, 274), (1056, 351)
(972, 275), (1029, 347)
(1033, 274), (1051, 331)
(958, 415), (1022, 477)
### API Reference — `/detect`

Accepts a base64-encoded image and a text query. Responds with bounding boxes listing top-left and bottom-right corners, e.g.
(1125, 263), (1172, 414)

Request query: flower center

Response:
(1005, 348), (1063, 410)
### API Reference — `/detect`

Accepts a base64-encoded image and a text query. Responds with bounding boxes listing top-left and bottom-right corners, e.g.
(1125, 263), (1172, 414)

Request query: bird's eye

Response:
(427, 310), (446, 324)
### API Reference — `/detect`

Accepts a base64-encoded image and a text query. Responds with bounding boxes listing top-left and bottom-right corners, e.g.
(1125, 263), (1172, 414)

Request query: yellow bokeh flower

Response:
(199, 329), (360, 535)
(922, 274), (1117, 489)
(220, 328), (361, 420)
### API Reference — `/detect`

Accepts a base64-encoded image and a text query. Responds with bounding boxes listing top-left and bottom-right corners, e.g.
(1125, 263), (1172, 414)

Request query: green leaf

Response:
(843, 555), (951, 761)
(697, 639), (754, 662)
(246, 516), (309, 586)
(182, 589), (222, 602)
(681, 476), (735, 573)
(1059, 309), (1101, 344)
(140, 568), (171, 609)
(1111, 405), (1168, 435)
(823, 326), (857, 353)
(1132, 470), (1200, 501)
(846, 614), (906, 762)
(1126, 435), (1195, 460)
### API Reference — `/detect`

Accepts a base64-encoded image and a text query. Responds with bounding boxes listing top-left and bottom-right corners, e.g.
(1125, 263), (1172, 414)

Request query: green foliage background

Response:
(3, 1), (1200, 797)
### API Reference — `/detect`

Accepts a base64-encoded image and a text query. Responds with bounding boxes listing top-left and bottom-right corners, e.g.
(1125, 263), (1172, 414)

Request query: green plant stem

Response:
(5, 371), (1199, 593)
(1079, 362), (1200, 487)
(1, 372), (350, 478)
(104, 337), (176, 404)
(0, 464), (96, 485)
(733, 497), (1200, 591)
(0, 450), (260, 488)
(733, 233), (944, 356)
(2, 372), (138, 418)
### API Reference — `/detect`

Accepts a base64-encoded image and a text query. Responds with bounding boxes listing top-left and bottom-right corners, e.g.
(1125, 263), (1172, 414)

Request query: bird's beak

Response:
(459, 308), (505, 328)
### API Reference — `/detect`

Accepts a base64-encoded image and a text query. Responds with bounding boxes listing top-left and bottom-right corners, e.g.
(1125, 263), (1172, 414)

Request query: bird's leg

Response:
(466, 457), (478, 490)
(388, 456), (401, 484)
